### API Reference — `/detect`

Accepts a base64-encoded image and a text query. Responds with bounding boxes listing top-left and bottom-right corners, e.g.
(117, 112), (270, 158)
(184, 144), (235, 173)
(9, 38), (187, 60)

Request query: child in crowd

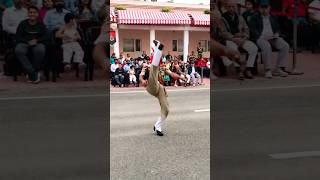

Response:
(56, 13), (85, 71)
(128, 66), (137, 84)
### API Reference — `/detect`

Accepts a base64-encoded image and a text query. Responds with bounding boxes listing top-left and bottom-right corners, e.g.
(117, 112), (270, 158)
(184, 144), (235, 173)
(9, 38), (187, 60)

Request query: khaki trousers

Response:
(146, 66), (169, 119)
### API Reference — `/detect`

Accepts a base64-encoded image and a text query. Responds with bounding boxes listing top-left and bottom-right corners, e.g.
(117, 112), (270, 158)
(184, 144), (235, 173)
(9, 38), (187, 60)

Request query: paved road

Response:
(213, 79), (320, 180)
(111, 88), (210, 180)
(0, 86), (108, 180)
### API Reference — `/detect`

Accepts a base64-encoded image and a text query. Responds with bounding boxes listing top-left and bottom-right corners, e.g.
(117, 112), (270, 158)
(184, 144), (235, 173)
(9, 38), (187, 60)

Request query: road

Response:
(213, 78), (320, 180)
(0, 86), (108, 180)
(111, 88), (210, 180)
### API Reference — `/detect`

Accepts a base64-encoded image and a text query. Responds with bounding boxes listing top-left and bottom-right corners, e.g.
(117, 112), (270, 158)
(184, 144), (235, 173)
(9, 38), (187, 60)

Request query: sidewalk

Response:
(0, 70), (107, 92)
(214, 51), (320, 88)
(110, 77), (210, 92)
(0, 69), (210, 92)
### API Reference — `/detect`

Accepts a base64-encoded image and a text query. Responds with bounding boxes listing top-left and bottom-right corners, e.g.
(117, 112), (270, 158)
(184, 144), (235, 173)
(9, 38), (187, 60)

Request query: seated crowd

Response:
(212, 0), (320, 80)
(0, 0), (107, 83)
(110, 51), (210, 88)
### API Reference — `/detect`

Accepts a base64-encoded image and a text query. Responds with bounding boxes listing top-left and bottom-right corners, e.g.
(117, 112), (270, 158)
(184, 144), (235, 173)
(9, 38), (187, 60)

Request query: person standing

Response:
(139, 40), (169, 136)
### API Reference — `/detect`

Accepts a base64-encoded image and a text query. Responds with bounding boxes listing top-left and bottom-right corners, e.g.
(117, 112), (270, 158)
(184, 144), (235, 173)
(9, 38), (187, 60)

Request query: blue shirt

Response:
(43, 9), (69, 31)
(123, 64), (130, 73)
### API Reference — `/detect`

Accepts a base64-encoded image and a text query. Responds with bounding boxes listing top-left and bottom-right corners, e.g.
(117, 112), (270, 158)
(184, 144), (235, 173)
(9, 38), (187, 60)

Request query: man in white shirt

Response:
(2, 0), (27, 35)
(111, 59), (119, 74)
(188, 62), (201, 86)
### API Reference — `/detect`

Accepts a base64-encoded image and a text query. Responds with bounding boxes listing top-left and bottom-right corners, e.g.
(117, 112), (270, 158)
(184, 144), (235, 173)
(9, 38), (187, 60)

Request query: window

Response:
(172, 40), (183, 52)
(123, 39), (141, 52)
(172, 40), (177, 51)
(199, 40), (209, 52)
(123, 39), (134, 52)
(135, 39), (141, 51)
(178, 40), (183, 52)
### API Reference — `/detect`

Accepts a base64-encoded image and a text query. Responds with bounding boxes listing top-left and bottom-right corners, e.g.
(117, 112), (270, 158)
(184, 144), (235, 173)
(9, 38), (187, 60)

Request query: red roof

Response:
(117, 9), (192, 25)
(110, 7), (116, 22)
(190, 13), (210, 26)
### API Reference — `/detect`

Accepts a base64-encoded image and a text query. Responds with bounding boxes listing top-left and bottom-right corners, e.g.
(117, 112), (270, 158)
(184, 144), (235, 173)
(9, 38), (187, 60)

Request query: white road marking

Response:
(270, 151), (320, 159)
(214, 84), (320, 92)
(194, 109), (210, 113)
(110, 87), (210, 94)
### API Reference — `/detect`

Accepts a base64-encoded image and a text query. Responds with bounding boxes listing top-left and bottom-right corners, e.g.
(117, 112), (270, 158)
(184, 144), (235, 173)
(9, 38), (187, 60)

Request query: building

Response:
(110, 0), (210, 62)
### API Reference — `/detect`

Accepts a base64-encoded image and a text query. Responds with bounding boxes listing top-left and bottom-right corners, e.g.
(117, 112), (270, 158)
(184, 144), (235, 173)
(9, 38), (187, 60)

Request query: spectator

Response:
(165, 51), (172, 61)
(179, 61), (191, 86)
(64, 0), (78, 13)
(110, 53), (116, 64)
(189, 51), (196, 61)
(39, 0), (54, 22)
(220, 0), (258, 79)
(138, 57), (143, 66)
(15, 6), (47, 83)
(171, 60), (181, 87)
(188, 62), (201, 86)
(126, 53), (132, 61)
(111, 59), (119, 75)
(309, 0), (320, 48)
(128, 66), (136, 84)
(242, 0), (256, 23)
(140, 50), (148, 59)
(248, 0), (289, 78)
(196, 42), (204, 58)
(78, 0), (96, 22)
(43, 0), (68, 32)
(123, 60), (130, 73)
(2, 0), (27, 35)
(197, 56), (208, 77)
(114, 65), (125, 87)
(118, 53), (125, 64)
(55, 13), (85, 71)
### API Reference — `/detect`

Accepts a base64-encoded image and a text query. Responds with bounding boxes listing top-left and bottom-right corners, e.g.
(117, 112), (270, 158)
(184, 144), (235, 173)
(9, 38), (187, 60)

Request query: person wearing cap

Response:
(248, 0), (290, 78)
(139, 40), (186, 136)
(139, 40), (168, 136)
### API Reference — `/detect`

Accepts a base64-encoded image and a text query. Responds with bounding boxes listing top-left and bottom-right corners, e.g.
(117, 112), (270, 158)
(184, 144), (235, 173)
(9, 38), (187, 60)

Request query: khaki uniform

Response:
(145, 65), (169, 119)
